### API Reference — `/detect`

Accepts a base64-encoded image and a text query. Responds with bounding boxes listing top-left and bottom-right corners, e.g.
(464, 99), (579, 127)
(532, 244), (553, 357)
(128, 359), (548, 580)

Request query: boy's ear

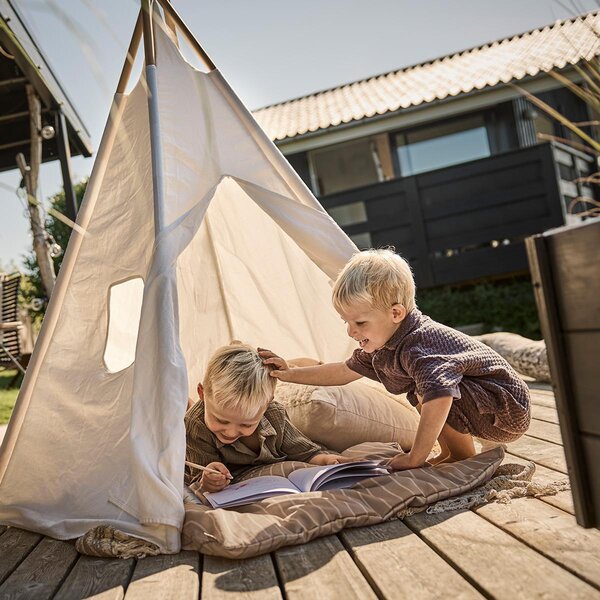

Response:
(197, 383), (205, 401)
(391, 304), (407, 323)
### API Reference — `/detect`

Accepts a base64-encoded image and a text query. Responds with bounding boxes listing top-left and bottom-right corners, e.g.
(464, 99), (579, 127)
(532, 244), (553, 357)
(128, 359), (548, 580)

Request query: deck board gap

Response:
(401, 515), (495, 600)
(473, 506), (600, 591)
(523, 433), (563, 447)
(269, 552), (288, 600)
(50, 546), (80, 600)
(336, 532), (386, 600)
(0, 529), (44, 587)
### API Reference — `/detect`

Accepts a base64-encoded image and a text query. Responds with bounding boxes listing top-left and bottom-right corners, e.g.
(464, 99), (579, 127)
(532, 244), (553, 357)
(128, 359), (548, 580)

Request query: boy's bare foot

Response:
(429, 452), (451, 465)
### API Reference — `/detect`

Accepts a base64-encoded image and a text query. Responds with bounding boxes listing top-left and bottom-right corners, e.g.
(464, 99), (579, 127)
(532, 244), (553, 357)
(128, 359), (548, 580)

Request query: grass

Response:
(0, 371), (19, 425)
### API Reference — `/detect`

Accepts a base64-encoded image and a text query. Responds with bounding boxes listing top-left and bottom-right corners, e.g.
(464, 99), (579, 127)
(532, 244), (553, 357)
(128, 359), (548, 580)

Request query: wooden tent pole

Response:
(154, 0), (216, 70)
(117, 11), (143, 94)
(141, 0), (156, 67)
(163, 0), (179, 48)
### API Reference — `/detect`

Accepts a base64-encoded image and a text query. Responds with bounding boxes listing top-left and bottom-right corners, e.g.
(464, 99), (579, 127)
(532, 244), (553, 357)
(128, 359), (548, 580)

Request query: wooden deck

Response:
(1, 383), (600, 599)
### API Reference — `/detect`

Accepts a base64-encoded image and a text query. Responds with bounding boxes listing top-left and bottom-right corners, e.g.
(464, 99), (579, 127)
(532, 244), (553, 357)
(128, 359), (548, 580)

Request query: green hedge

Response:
(417, 277), (541, 340)
(0, 371), (19, 425)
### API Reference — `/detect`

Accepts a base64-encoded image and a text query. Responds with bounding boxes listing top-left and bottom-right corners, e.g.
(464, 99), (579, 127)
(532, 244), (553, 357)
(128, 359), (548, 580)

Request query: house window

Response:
(533, 111), (555, 141)
(395, 116), (491, 176)
(350, 232), (372, 249)
(104, 277), (144, 373)
(328, 201), (368, 227)
(309, 134), (394, 196)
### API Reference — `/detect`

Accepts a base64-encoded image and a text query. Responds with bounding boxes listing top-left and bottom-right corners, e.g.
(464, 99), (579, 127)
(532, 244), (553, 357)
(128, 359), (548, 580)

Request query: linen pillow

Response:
(274, 379), (419, 451)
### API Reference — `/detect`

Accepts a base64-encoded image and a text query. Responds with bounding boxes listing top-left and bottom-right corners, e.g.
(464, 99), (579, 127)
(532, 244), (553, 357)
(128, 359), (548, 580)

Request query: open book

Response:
(204, 460), (391, 508)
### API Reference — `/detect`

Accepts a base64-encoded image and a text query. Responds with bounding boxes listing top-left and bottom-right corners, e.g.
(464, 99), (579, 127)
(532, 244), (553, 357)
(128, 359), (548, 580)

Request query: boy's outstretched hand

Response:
(200, 462), (232, 493)
(258, 348), (292, 381)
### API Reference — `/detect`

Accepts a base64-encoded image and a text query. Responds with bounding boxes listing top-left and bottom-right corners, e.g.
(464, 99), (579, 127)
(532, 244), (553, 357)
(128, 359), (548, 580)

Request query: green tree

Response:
(23, 180), (88, 323)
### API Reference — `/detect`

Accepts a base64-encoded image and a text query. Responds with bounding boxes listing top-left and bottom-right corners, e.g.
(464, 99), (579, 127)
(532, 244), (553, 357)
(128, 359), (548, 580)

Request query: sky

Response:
(1, 0), (599, 269)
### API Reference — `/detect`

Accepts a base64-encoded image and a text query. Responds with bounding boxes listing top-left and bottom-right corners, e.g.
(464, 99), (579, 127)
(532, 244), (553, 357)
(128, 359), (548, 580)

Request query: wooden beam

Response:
(55, 109), (77, 221)
(17, 84), (56, 298)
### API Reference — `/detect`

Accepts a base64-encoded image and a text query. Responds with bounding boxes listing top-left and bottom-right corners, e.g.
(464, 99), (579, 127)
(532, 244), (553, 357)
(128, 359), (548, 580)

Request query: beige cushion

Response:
(182, 445), (505, 559)
(274, 379), (420, 451)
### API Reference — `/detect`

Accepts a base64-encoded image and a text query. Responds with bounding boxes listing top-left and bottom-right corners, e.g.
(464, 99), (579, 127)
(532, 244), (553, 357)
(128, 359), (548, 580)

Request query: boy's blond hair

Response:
(332, 248), (416, 313)
(203, 342), (276, 419)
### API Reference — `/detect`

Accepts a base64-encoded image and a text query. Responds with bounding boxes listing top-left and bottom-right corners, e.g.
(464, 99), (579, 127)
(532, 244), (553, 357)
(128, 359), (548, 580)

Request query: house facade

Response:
(253, 13), (600, 288)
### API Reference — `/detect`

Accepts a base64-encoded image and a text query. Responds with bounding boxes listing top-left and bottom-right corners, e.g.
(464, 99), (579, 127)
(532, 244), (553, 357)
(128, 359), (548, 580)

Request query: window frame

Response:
(306, 134), (395, 197)
(390, 111), (495, 178)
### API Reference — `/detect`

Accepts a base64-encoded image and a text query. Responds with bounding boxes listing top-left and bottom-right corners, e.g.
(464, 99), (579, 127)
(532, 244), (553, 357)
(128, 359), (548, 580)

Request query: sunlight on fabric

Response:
(104, 277), (144, 373)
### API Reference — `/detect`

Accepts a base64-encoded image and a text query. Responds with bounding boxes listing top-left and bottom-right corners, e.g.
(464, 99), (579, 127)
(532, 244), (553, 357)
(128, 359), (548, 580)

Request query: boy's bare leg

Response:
(414, 395), (475, 463)
(437, 424), (476, 462)
(429, 437), (451, 465)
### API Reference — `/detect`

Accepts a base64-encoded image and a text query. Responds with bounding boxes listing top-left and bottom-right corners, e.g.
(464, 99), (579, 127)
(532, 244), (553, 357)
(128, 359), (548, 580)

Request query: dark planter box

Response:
(526, 219), (600, 528)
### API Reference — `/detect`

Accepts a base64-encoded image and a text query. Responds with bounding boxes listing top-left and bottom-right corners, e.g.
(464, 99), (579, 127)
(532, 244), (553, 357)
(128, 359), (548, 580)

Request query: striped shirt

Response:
(184, 400), (323, 485)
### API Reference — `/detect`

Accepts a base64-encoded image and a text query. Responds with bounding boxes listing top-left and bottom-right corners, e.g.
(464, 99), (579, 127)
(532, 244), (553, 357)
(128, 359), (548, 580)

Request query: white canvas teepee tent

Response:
(0, 4), (357, 552)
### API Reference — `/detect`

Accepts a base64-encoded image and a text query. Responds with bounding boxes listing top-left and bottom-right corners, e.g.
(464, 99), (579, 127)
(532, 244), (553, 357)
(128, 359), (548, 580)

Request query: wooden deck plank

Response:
(504, 452), (574, 514)
(340, 520), (484, 599)
(54, 556), (134, 600)
(202, 554), (282, 599)
(527, 382), (555, 395)
(274, 535), (377, 600)
(528, 391), (558, 408)
(526, 419), (563, 445)
(0, 537), (79, 600)
(125, 551), (200, 600)
(531, 403), (559, 424)
(405, 509), (598, 598)
(0, 528), (42, 586)
(476, 497), (600, 589)
(508, 435), (568, 473)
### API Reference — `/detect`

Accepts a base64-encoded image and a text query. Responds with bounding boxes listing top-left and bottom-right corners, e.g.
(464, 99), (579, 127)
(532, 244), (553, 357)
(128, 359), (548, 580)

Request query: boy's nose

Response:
(346, 323), (355, 337)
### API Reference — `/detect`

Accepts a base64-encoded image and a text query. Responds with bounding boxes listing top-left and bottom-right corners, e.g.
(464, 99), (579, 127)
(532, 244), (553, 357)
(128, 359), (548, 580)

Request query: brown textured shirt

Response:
(184, 400), (323, 485)
(346, 308), (530, 441)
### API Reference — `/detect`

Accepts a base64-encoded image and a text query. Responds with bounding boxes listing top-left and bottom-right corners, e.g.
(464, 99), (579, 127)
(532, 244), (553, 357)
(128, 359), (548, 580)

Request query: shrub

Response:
(417, 277), (541, 339)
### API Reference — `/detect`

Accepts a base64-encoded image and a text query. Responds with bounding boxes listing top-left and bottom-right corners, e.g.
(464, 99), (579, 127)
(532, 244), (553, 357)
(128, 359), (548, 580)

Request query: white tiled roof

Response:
(253, 12), (600, 141)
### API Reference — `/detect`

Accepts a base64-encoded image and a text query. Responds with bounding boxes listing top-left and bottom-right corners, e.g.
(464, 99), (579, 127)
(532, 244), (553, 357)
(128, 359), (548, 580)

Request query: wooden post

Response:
(17, 84), (56, 298)
(55, 108), (78, 222)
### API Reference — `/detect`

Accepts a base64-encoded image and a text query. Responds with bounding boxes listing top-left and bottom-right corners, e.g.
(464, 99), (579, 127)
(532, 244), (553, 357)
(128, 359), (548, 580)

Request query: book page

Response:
(288, 460), (389, 492)
(204, 476), (300, 508)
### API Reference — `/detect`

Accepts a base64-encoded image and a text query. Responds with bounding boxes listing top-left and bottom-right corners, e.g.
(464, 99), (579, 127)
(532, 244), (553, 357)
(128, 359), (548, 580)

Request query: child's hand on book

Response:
(386, 452), (425, 472)
(308, 453), (353, 466)
(201, 462), (232, 492)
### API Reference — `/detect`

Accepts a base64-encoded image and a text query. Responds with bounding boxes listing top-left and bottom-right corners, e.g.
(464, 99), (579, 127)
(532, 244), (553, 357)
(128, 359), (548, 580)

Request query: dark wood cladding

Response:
(320, 143), (574, 287)
(526, 220), (600, 528)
